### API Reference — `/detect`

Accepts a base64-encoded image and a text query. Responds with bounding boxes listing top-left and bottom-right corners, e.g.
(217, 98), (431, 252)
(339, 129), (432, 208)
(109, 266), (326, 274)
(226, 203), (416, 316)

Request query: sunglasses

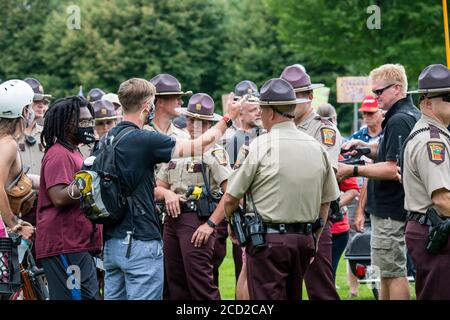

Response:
(427, 93), (450, 103)
(372, 84), (395, 96)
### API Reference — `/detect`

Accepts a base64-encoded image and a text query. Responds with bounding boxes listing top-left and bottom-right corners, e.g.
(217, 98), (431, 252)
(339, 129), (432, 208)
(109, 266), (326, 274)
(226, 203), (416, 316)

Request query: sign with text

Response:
(336, 77), (372, 103)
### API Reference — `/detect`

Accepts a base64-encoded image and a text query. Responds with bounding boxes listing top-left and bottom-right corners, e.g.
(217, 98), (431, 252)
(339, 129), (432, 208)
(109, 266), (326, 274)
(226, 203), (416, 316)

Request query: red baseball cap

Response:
(359, 95), (378, 112)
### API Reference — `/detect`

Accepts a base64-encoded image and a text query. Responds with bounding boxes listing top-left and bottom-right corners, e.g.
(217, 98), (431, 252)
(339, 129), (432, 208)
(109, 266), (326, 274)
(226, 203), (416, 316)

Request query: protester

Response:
(0, 80), (36, 240)
(36, 96), (102, 300)
(102, 78), (240, 300)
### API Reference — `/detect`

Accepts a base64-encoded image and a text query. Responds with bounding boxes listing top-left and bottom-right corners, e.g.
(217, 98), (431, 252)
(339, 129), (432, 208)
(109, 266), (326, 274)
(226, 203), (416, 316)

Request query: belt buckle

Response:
(279, 224), (286, 234)
(306, 223), (312, 234)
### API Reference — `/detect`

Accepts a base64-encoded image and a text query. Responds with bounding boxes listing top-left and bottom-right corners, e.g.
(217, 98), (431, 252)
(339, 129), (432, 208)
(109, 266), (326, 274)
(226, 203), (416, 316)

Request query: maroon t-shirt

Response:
(35, 143), (102, 259)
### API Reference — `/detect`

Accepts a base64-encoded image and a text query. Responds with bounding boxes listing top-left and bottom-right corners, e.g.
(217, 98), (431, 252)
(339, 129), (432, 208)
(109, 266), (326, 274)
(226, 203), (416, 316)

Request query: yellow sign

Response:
(336, 77), (372, 103)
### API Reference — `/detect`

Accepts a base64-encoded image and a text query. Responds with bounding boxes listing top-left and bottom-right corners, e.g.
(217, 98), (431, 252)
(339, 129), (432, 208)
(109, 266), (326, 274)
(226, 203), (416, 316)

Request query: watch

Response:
(206, 219), (217, 228)
(222, 114), (233, 128)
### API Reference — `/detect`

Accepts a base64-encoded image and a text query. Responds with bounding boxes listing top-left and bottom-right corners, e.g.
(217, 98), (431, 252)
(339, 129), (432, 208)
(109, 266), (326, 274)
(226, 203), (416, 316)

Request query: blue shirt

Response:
(348, 126), (382, 143)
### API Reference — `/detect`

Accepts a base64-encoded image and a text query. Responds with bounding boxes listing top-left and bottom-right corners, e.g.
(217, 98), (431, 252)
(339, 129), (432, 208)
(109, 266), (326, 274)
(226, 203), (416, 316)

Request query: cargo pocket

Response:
(371, 236), (391, 250)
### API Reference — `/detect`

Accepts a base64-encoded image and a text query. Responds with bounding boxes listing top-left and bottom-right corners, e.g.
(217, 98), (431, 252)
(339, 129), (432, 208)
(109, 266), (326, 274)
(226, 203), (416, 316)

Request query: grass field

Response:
(218, 239), (416, 300)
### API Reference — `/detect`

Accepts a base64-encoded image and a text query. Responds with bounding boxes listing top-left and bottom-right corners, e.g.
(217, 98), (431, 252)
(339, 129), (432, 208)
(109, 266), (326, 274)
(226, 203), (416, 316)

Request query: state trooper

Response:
(87, 88), (105, 102)
(155, 93), (232, 299)
(145, 73), (192, 140)
(403, 64), (450, 300)
(224, 78), (340, 300)
(20, 78), (52, 175)
(280, 64), (342, 300)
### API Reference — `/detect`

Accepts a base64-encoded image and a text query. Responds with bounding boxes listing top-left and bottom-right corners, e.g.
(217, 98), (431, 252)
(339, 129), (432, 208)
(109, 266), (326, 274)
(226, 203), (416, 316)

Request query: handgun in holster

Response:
(328, 198), (344, 223)
(425, 207), (450, 255)
(231, 205), (248, 247)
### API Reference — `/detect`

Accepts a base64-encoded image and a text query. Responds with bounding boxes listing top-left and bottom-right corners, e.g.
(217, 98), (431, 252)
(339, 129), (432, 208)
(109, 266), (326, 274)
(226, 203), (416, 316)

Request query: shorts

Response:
(370, 215), (407, 278)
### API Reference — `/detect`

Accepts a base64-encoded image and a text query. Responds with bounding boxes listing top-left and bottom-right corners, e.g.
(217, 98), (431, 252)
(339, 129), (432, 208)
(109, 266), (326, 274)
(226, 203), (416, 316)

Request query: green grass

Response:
(218, 239), (416, 300)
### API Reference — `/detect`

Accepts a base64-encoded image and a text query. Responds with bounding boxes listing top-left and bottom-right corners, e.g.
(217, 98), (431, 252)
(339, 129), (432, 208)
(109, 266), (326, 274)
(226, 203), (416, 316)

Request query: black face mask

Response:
(76, 127), (95, 145)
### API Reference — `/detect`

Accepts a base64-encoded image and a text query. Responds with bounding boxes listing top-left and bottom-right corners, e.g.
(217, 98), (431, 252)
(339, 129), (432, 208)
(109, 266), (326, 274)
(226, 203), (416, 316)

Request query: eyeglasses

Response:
(372, 84), (395, 96)
(362, 112), (377, 116)
(78, 119), (95, 128)
(427, 93), (450, 103)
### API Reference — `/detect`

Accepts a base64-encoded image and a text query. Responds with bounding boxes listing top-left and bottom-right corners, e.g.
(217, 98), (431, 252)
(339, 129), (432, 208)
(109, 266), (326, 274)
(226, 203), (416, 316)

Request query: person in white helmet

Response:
(0, 80), (37, 240)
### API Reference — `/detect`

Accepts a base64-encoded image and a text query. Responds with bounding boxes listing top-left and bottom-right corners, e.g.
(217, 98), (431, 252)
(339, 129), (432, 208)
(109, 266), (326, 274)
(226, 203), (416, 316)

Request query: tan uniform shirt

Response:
(227, 121), (340, 223)
(403, 115), (450, 214)
(157, 144), (232, 196)
(144, 122), (190, 174)
(18, 124), (44, 175)
(297, 111), (342, 170)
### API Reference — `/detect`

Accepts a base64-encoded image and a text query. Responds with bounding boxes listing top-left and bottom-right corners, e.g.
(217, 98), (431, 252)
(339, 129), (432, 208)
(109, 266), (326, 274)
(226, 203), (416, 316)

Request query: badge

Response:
(168, 160), (177, 170)
(212, 149), (228, 166)
(320, 128), (336, 146)
(427, 142), (446, 165)
(195, 103), (202, 111)
(187, 162), (195, 173)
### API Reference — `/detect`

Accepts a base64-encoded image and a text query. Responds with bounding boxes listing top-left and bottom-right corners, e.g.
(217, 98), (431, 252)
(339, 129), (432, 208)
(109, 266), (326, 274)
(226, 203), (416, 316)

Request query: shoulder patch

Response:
(320, 127), (336, 146)
(427, 142), (446, 165)
(212, 149), (228, 166)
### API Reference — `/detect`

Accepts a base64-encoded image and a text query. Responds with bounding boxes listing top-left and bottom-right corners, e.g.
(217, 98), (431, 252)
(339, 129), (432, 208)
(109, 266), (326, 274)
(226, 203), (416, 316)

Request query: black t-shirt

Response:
(105, 121), (175, 241)
(366, 95), (420, 221)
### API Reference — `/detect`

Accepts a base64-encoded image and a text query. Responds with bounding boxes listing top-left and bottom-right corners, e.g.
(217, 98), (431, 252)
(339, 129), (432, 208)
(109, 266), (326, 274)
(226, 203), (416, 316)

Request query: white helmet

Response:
(0, 80), (34, 119)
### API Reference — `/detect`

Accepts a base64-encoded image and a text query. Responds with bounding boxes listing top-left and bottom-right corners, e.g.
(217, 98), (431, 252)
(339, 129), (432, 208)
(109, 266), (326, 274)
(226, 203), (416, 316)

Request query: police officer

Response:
(93, 99), (118, 139)
(403, 64), (450, 299)
(224, 78), (340, 300)
(87, 88), (105, 102)
(102, 93), (123, 120)
(145, 73), (192, 140)
(280, 64), (342, 300)
(156, 93), (232, 300)
(224, 80), (263, 286)
(20, 78), (51, 175)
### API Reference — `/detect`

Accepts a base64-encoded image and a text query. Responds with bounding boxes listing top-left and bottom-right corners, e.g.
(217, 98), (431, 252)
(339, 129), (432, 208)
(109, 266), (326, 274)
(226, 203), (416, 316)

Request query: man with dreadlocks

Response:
(35, 96), (102, 300)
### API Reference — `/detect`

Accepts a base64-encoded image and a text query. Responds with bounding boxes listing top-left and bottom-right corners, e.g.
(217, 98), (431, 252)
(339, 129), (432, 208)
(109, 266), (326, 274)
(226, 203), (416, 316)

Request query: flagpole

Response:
(443, 0), (450, 67)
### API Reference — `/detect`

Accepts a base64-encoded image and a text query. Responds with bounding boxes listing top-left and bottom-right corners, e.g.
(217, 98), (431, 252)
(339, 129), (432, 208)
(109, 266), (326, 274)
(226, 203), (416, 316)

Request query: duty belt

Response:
(407, 211), (431, 226)
(180, 200), (198, 213)
(265, 222), (313, 235)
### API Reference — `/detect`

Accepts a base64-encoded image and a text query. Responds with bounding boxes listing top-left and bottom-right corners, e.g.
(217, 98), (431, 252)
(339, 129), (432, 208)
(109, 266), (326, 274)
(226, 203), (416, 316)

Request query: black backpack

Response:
(75, 126), (136, 225)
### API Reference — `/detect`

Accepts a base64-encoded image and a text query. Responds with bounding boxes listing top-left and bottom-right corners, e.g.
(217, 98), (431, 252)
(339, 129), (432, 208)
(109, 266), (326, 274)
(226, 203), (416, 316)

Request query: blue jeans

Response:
(103, 237), (163, 300)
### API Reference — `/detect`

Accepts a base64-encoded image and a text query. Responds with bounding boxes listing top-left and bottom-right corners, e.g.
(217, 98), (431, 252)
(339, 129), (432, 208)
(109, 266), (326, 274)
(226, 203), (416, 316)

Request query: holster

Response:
(425, 208), (450, 255)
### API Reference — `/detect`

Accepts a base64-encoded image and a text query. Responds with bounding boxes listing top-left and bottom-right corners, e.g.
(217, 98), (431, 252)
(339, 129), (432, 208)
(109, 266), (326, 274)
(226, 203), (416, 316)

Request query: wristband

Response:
(222, 114), (233, 128)
(206, 219), (217, 228)
(353, 165), (359, 177)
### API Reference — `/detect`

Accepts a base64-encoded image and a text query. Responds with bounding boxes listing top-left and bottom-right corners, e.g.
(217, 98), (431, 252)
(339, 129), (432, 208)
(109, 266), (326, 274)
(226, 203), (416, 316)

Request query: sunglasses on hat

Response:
(372, 83), (395, 96)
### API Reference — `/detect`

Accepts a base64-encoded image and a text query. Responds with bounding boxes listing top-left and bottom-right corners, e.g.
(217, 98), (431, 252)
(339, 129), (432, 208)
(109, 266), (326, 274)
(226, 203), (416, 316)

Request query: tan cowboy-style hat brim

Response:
(233, 96), (260, 104)
(293, 83), (325, 93)
(259, 97), (310, 106)
(156, 90), (193, 97)
(175, 107), (222, 121)
(407, 87), (450, 94)
(95, 115), (118, 122)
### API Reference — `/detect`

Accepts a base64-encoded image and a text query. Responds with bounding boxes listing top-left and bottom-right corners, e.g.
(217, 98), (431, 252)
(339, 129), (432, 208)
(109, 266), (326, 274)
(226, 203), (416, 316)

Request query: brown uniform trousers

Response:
(246, 233), (315, 300)
(406, 220), (450, 299)
(212, 220), (228, 286)
(163, 212), (220, 300)
(304, 220), (340, 300)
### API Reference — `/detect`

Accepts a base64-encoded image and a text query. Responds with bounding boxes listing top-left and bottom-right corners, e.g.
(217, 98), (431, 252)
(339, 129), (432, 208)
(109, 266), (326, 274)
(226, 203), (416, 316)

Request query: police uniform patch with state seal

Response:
(212, 149), (228, 166)
(427, 141), (446, 164)
(320, 127), (336, 146)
